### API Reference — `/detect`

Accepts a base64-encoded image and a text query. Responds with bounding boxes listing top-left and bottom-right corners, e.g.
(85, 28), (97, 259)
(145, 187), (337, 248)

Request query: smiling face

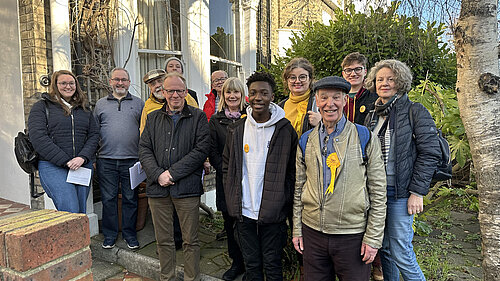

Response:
(56, 74), (77, 102)
(147, 77), (165, 100)
(110, 69), (130, 98)
(287, 67), (311, 96)
(342, 61), (367, 92)
(211, 71), (228, 93)
(162, 76), (187, 112)
(224, 89), (242, 112)
(248, 81), (274, 122)
(316, 88), (347, 127)
(375, 67), (398, 103)
(166, 59), (183, 74)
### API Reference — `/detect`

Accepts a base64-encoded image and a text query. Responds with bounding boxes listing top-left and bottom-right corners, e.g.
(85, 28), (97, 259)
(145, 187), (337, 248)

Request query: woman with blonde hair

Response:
(28, 70), (99, 213)
(208, 77), (247, 280)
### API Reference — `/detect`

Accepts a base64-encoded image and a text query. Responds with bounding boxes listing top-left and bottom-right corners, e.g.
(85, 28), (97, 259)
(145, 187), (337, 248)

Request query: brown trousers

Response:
(149, 196), (200, 281)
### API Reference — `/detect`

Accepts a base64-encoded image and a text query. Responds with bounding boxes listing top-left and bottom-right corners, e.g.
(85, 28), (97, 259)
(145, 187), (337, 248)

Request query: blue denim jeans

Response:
(380, 186), (426, 281)
(38, 160), (92, 214)
(97, 158), (138, 241)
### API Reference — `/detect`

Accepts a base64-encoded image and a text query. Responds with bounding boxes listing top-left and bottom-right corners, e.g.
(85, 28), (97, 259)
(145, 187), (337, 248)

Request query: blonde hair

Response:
(217, 77), (246, 112)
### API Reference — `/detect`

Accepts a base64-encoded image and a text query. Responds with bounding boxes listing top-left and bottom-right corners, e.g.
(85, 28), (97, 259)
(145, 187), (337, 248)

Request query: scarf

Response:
(225, 108), (242, 119)
(375, 94), (398, 117)
(373, 95), (398, 166)
(284, 89), (311, 136)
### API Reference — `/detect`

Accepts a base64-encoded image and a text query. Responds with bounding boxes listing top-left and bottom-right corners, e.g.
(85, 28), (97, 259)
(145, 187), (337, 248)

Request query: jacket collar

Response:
(160, 101), (193, 118)
(107, 92), (133, 101)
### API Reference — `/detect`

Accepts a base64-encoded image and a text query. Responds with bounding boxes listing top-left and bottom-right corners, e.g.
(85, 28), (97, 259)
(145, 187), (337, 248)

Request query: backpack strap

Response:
(355, 124), (371, 165)
(299, 128), (314, 158)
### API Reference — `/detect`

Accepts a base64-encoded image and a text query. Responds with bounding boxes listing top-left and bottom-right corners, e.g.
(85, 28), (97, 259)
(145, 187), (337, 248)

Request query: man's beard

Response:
(153, 88), (164, 100)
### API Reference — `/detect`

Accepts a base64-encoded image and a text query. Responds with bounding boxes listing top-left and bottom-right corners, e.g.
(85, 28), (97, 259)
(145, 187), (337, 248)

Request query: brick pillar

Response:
(0, 210), (93, 280)
(18, 0), (52, 209)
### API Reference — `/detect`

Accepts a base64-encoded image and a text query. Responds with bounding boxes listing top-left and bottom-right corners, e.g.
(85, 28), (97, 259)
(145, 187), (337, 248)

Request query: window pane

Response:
(210, 0), (236, 61)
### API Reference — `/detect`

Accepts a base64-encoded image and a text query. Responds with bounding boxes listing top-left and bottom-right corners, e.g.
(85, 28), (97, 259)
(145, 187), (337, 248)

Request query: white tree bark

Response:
(454, 0), (500, 279)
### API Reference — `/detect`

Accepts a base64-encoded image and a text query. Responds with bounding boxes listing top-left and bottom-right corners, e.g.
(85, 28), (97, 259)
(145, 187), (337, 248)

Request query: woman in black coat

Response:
(208, 77), (247, 280)
(364, 60), (441, 281)
(28, 70), (99, 213)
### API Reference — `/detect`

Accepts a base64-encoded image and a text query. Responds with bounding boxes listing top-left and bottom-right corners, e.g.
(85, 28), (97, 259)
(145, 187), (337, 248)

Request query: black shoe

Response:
(222, 263), (244, 281)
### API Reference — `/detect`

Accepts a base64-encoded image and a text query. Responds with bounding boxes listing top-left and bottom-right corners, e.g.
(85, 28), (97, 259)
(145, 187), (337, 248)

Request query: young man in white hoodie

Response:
(222, 72), (298, 281)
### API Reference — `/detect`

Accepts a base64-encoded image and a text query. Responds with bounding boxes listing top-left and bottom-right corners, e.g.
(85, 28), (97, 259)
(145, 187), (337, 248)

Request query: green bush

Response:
(408, 79), (470, 168)
(262, 2), (456, 101)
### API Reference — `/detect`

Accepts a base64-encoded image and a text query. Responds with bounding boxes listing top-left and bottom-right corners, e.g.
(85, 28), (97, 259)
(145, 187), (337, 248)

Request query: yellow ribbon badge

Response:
(244, 144), (249, 153)
(325, 152), (340, 194)
(360, 105), (366, 113)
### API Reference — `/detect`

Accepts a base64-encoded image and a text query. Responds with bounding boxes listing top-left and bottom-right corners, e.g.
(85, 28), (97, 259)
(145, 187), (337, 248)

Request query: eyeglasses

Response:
(212, 77), (227, 84)
(162, 88), (186, 95)
(321, 135), (330, 157)
(111, 78), (130, 83)
(343, 67), (364, 75)
(288, 74), (309, 82)
(57, 82), (76, 87)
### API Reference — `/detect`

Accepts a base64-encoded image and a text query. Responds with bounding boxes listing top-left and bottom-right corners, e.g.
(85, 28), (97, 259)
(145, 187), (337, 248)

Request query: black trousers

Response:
(302, 224), (370, 281)
(235, 216), (287, 281)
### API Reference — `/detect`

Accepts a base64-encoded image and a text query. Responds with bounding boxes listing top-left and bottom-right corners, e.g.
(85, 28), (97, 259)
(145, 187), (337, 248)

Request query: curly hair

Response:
(282, 57), (314, 95)
(48, 70), (89, 115)
(246, 71), (276, 92)
(341, 52), (368, 69)
(217, 77), (246, 112)
(365, 59), (413, 95)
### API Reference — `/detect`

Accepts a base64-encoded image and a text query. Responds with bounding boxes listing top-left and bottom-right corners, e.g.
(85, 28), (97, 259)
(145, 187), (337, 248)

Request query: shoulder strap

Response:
(408, 101), (415, 128)
(42, 99), (49, 120)
(299, 128), (313, 158)
(355, 124), (371, 165)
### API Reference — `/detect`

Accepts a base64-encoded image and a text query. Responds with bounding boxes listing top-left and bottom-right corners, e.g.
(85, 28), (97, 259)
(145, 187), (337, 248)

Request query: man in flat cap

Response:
(292, 76), (387, 280)
(140, 68), (198, 134)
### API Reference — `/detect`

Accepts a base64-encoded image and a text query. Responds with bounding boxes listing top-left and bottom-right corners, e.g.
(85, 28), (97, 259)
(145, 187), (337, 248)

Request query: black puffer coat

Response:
(222, 118), (298, 224)
(139, 103), (210, 198)
(365, 94), (441, 198)
(28, 94), (99, 167)
(208, 110), (245, 213)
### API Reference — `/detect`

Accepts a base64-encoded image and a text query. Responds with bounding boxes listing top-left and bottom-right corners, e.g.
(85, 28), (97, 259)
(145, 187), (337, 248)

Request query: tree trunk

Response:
(454, 1), (500, 279)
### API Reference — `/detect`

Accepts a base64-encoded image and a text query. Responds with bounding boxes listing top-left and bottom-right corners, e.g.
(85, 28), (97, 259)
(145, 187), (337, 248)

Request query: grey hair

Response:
(110, 67), (130, 80)
(365, 59), (413, 94)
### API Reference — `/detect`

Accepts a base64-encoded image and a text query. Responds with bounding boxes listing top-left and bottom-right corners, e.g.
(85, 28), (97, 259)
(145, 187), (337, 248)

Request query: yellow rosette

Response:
(244, 144), (249, 153)
(325, 152), (340, 194)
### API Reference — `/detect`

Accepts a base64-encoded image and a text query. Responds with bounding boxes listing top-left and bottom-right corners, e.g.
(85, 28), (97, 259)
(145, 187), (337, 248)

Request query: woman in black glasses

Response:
(28, 70), (99, 213)
(279, 57), (320, 137)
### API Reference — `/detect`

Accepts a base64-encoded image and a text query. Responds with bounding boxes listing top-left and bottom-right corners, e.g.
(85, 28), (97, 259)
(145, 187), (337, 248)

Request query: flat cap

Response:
(312, 76), (351, 93)
(143, 69), (166, 84)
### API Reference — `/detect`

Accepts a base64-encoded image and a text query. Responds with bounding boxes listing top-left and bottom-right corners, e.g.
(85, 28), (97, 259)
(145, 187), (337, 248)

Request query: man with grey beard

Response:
(140, 69), (168, 134)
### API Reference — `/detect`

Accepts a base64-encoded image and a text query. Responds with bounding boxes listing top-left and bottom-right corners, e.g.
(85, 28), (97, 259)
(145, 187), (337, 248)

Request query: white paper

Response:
(66, 167), (92, 186)
(129, 161), (147, 190)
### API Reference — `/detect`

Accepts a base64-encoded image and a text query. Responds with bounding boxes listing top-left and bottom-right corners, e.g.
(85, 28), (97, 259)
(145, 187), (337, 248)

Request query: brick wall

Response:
(267, 0), (338, 62)
(0, 210), (93, 280)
